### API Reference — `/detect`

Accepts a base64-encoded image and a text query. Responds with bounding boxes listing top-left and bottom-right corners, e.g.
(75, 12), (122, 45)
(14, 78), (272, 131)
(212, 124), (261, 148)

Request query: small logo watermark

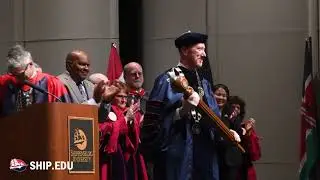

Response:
(10, 159), (28, 172)
(10, 158), (73, 172)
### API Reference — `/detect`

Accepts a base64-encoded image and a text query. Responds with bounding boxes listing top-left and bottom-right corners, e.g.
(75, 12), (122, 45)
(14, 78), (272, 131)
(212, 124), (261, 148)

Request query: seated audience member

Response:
(99, 81), (148, 180)
(0, 45), (70, 117)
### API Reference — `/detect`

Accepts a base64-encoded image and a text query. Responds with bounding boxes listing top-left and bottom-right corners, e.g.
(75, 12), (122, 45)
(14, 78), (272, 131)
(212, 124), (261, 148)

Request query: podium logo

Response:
(73, 128), (87, 150)
(9, 158), (28, 172)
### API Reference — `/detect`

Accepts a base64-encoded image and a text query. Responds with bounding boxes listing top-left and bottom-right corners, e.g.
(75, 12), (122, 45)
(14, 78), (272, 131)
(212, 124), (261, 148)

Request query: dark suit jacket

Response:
(58, 72), (94, 104)
(220, 110), (244, 167)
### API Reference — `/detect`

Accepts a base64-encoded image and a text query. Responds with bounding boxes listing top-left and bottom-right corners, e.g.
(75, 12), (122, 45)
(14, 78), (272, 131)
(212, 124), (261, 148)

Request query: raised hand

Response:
(93, 81), (106, 103)
(125, 99), (135, 123)
(101, 81), (121, 102)
(242, 118), (256, 131)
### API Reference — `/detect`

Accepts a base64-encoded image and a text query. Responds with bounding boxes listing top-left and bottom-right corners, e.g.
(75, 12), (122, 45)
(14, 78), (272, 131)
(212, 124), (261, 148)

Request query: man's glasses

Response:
(9, 63), (31, 77)
(115, 95), (128, 99)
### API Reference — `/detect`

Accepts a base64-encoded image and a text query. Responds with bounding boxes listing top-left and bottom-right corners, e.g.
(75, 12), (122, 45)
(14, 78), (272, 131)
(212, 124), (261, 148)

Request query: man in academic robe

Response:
(0, 45), (70, 117)
(123, 61), (156, 178)
(148, 31), (241, 180)
(124, 62), (148, 113)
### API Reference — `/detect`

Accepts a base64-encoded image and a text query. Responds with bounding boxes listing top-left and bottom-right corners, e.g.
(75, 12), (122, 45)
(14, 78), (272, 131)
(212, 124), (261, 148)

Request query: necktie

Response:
(78, 83), (88, 101)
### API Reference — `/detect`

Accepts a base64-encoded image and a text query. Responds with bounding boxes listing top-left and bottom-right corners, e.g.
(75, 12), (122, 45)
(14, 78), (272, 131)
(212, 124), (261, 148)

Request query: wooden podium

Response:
(0, 103), (99, 180)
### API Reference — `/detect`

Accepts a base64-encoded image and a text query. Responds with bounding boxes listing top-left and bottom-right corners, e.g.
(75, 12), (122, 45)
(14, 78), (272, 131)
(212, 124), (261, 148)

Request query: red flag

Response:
(107, 43), (124, 82)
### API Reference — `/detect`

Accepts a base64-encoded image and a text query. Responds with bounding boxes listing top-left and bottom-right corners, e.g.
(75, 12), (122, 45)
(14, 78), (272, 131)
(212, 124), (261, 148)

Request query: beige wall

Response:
(0, 0), (119, 75)
(211, 1), (306, 179)
(142, 0), (307, 179)
(0, 0), (309, 179)
(0, 0), (17, 73)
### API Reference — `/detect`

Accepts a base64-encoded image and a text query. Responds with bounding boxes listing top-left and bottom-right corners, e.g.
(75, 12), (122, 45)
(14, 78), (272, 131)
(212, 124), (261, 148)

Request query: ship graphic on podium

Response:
(73, 128), (88, 151)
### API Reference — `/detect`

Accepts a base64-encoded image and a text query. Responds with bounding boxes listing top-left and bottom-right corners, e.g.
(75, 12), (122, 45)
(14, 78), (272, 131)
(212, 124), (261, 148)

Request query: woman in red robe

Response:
(99, 82), (148, 180)
(239, 118), (261, 180)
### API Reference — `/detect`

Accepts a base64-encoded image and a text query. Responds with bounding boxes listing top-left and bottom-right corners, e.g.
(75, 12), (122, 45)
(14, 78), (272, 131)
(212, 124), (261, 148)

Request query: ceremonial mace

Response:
(168, 69), (245, 153)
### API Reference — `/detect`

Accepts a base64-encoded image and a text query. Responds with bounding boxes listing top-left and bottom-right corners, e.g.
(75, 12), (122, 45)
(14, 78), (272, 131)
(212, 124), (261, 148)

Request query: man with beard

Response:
(58, 50), (105, 104)
(148, 31), (241, 180)
(123, 62), (155, 178)
(124, 62), (148, 113)
(0, 45), (70, 117)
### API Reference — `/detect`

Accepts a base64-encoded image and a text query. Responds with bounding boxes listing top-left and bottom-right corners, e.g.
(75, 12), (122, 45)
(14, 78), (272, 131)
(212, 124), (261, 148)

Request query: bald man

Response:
(88, 73), (109, 85)
(123, 62), (148, 108)
(124, 62), (153, 179)
(124, 62), (144, 92)
(58, 50), (105, 104)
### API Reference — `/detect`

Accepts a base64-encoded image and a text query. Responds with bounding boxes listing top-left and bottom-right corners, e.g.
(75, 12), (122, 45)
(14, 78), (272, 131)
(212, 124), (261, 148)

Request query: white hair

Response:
(123, 62), (143, 78)
(6, 45), (33, 71)
(88, 73), (109, 84)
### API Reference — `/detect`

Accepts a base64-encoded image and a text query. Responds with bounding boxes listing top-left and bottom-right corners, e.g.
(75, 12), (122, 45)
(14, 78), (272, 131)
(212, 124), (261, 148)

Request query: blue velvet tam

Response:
(174, 31), (208, 49)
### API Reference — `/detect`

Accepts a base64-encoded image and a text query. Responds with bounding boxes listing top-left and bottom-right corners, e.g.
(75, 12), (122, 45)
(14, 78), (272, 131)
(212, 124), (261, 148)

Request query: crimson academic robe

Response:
(99, 105), (148, 180)
(238, 129), (261, 180)
(0, 72), (70, 117)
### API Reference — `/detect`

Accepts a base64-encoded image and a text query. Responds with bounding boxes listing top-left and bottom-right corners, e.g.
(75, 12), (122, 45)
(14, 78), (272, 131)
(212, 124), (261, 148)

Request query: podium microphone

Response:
(23, 80), (62, 102)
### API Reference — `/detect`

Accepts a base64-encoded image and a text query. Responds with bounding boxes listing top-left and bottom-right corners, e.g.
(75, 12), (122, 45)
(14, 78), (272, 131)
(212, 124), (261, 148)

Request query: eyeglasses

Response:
(115, 95), (128, 99)
(9, 63), (31, 77)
